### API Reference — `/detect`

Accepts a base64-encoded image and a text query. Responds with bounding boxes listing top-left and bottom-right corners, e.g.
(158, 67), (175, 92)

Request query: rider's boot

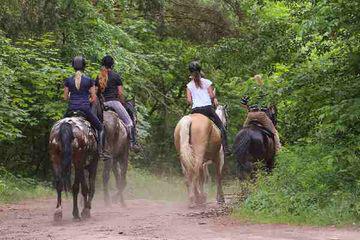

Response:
(129, 126), (140, 152)
(221, 130), (232, 157)
(98, 127), (110, 161)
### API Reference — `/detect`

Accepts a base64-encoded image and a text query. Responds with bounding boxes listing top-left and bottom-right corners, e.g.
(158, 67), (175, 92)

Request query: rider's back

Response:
(187, 78), (212, 109)
(102, 71), (122, 102)
(65, 76), (93, 109)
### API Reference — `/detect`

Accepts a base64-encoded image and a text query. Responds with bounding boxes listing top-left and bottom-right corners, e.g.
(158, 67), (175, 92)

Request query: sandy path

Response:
(0, 197), (359, 240)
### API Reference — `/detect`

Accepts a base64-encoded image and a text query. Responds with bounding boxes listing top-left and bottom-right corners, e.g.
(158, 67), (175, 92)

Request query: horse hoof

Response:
(217, 196), (225, 205)
(188, 202), (197, 209)
(54, 209), (62, 222)
(120, 199), (127, 208)
(81, 208), (91, 219)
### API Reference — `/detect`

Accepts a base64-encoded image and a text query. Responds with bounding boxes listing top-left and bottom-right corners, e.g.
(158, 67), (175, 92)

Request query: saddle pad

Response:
(51, 117), (96, 137)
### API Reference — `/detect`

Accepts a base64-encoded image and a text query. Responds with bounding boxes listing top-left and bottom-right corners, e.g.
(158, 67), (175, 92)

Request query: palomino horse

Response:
(49, 115), (98, 221)
(174, 105), (228, 207)
(102, 107), (129, 206)
(233, 106), (277, 180)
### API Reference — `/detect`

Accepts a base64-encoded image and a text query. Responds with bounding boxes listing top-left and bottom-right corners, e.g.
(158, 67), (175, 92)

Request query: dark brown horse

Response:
(49, 116), (98, 221)
(233, 106), (277, 180)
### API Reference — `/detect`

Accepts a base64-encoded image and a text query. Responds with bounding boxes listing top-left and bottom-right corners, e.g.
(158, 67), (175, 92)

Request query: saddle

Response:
(61, 110), (97, 140)
(64, 109), (88, 119)
(248, 120), (274, 139)
(103, 101), (137, 123)
(104, 105), (117, 113)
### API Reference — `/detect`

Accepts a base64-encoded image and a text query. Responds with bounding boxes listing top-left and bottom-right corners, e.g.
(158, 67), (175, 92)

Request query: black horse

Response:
(233, 106), (277, 180)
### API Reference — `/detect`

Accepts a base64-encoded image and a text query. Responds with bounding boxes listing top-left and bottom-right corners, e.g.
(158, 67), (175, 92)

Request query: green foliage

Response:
(235, 145), (360, 225)
(0, 167), (52, 203)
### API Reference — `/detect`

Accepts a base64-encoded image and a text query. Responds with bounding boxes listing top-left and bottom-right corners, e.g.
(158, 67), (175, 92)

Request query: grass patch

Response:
(232, 145), (360, 226)
(0, 167), (52, 203)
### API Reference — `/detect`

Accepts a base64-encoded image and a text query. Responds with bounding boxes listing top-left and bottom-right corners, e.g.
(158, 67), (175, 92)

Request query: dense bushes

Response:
(235, 145), (360, 225)
(0, 167), (52, 203)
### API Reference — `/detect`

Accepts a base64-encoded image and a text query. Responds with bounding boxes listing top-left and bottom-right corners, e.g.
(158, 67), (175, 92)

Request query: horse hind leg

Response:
(53, 164), (63, 222)
(214, 153), (225, 204)
(103, 157), (112, 206)
(80, 169), (90, 219)
(116, 151), (128, 207)
(194, 158), (206, 206)
(72, 168), (81, 220)
(111, 157), (122, 205)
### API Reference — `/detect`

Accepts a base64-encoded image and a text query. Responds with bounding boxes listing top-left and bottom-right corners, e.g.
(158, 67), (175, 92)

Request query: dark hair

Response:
(189, 61), (202, 88)
(102, 55), (114, 69)
(189, 61), (201, 73)
(72, 56), (86, 71)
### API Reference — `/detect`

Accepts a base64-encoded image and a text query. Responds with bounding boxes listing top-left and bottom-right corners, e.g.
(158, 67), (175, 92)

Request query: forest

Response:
(0, 0), (359, 225)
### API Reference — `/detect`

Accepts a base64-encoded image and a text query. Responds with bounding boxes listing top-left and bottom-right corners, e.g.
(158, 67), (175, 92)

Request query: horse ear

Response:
(268, 105), (275, 114)
(224, 104), (228, 110)
(213, 88), (216, 96)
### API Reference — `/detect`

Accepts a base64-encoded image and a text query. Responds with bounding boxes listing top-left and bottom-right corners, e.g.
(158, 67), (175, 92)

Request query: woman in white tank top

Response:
(186, 61), (230, 155)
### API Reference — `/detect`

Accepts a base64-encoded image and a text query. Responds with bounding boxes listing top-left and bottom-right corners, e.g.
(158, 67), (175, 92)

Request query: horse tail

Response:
(179, 116), (195, 175)
(59, 122), (73, 192)
(234, 129), (252, 172)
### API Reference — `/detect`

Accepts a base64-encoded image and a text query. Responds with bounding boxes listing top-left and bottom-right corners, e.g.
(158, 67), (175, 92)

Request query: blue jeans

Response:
(68, 106), (103, 132)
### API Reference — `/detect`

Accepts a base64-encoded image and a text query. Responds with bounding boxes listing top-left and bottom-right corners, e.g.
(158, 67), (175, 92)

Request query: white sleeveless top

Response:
(187, 78), (212, 109)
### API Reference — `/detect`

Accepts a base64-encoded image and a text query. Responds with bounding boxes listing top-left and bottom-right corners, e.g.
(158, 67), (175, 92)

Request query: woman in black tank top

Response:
(96, 55), (139, 150)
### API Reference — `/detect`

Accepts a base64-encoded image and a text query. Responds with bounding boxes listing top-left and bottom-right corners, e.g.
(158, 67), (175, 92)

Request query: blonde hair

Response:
(254, 74), (264, 86)
(74, 71), (82, 90)
(98, 67), (109, 93)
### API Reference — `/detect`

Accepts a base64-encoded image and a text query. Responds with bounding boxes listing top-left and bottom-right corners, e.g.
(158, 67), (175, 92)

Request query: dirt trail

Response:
(0, 197), (359, 240)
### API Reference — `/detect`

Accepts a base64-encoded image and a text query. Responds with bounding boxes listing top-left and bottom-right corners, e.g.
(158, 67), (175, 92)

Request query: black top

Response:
(64, 75), (94, 109)
(96, 70), (123, 102)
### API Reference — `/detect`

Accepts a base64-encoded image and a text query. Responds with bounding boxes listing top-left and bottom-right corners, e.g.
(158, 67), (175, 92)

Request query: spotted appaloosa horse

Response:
(174, 105), (228, 207)
(49, 117), (98, 221)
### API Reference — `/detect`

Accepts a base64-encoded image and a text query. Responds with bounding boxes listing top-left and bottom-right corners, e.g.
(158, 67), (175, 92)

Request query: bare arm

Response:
(186, 88), (192, 106)
(89, 86), (97, 103)
(118, 86), (125, 104)
(207, 85), (218, 107)
(63, 87), (69, 101)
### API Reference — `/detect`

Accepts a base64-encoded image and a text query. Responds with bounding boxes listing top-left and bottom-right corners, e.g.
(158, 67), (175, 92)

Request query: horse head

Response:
(215, 104), (229, 129)
(265, 105), (277, 127)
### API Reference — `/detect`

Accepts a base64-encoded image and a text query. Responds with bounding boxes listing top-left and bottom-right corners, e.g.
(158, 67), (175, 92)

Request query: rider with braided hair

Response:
(96, 55), (139, 150)
(63, 56), (107, 157)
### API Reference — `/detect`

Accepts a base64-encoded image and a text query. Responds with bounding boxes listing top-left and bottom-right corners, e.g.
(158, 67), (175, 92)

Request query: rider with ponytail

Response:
(186, 61), (231, 156)
(96, 55), (138, 150)
(63, 56), (107, 157)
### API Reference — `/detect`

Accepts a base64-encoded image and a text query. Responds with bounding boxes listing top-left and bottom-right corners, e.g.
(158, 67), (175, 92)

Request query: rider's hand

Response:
(241, 96), (249, 105)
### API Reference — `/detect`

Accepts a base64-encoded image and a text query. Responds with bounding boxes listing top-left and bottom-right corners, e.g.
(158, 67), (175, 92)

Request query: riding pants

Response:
(244, 111), (281, 152)
(68, 106), (103, 132)
(104, 100), (133, 132)
(191, 105), (228, 148)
